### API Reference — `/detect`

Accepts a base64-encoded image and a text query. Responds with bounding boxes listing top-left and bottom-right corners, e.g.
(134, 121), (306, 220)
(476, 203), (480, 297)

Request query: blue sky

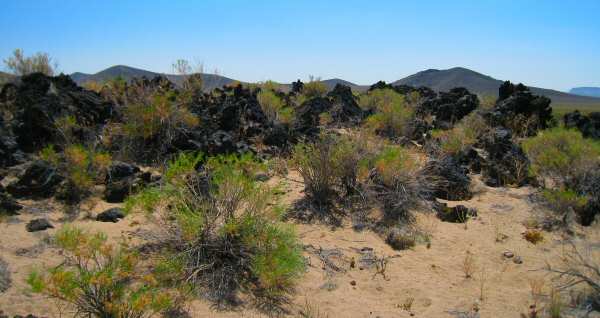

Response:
(1, 0), (598, 91)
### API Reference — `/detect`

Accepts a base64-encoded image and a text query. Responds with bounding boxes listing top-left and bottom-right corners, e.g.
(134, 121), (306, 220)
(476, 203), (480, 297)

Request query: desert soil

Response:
(1, 172), (599, 318)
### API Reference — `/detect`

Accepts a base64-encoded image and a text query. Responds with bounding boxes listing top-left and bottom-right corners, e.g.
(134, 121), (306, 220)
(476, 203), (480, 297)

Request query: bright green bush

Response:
(360, 89), (414, 137)
(27, 225), (174, 318)
(126, 152), (303, 302)
(522, 128), (600, 184)
(371, 146), (418, 188)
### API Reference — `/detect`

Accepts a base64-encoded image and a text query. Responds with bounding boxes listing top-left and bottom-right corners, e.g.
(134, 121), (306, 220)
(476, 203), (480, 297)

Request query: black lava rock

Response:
(436, 204), (477, 223)
(96, 208), (125, 223)
(6, 161), (64, 198)
(563, 111), (600, 139)
(106, 161), (141, 182)
(26, 218), (54, 232)
(417, 87), (479, 128)
(422, 157), (472, 200)
(104, 178), (133, 203)
(4, 73), (113, 152)
(0, 192), (22, 215)
(488, 81), (552, 136)
(478, 128), (529, 187)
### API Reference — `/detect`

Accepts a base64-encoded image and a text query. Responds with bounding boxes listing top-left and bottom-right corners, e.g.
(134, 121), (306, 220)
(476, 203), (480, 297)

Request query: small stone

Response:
(503, 251), (514, 258)
(254, 173), (269, 182)
(350, 280), (356, 286)
(513, 256), (523, 264)
(26, 218), (53, 232)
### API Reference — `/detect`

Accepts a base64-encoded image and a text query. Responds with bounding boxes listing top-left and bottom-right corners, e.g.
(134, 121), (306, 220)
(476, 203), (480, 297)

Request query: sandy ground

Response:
(1, 173), (599, 318)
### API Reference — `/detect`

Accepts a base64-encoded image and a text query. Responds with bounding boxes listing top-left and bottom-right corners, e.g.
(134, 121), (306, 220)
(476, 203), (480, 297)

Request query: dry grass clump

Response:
(292, 132), (430, 215)
(545, 241), (600, 311)
(4, 48), (56, 76)
(27, 225), (175, 318)
(299, 299), (329, 318)
(292, 134), (341, 206)
(0, 257), (10, 293)
(523, 229), (544, 244)
(126, 152), (304, 305)
(462, 251), (476, 279)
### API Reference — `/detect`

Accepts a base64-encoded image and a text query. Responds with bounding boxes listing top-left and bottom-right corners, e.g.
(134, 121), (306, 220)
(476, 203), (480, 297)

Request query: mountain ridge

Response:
(393, 67), (600, 106)
(71, 65), (237, 91)
(68, 65), (600, 108)
(570, 87), (600, 98)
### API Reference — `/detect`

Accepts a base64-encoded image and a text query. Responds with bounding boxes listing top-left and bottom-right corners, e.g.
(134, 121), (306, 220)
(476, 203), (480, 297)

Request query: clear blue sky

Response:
(1, 0), (598, 91)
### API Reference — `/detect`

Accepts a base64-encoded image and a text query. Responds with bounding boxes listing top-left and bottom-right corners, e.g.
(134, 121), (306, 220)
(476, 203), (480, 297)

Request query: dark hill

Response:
(71, 65), (237, 91)
(393, 67), (600, 106)
(570, 87), (600, 98)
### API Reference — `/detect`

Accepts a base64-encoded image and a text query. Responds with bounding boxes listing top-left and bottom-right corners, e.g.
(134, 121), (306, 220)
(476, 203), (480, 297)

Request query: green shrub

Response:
(542, 188), (588, 214)
(361, 89), (414, 137)
(257, 89), (294, 124)
(302, 77), (328, 99)
(126, 152), (304, 303)
(371, 146), (418, 188)
(292, 134), (340, 205)
(102, 85), (200, 162)
(40, 144), (111, 202)
(431, 126), (477, 156)
(27, 225), (174, 318)
(522, 128), (600, 185)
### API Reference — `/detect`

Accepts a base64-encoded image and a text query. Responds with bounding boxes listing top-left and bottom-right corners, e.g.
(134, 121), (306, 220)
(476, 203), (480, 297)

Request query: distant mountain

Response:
(394, 67), (600, 106)
(321, 78), (368, 91)
(570, 87), (600, 98)
(71, 65), (237, 91)
(0, 71), (16, 84)
(68, 65), (600, 109)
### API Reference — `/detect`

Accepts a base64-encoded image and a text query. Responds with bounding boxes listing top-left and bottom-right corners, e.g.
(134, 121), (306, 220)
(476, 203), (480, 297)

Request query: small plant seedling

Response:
(463, 251), (476, 279)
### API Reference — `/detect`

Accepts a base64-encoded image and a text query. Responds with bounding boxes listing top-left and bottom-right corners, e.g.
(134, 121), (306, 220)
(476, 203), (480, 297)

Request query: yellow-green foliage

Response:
(361, 89), (414, 137)
(123, 91), (199, 140)
(126, 152), (304, 300)
(479, 94), (497, 110)
(259, 80), (281, 92)
(302, 78), (328, 99)
(371, 146), (418, 187)
(40, 144), (111, 199)
(39, 144), (59, 166)
(54, 115), (80, 144)
(522, 128), (600, 183)
(431, 125), (477, 156)
(82, 80), (103, 93)
(257, 89), (294, 124)
(27, 226), (174, 318)
(64, 144), (111, 191)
